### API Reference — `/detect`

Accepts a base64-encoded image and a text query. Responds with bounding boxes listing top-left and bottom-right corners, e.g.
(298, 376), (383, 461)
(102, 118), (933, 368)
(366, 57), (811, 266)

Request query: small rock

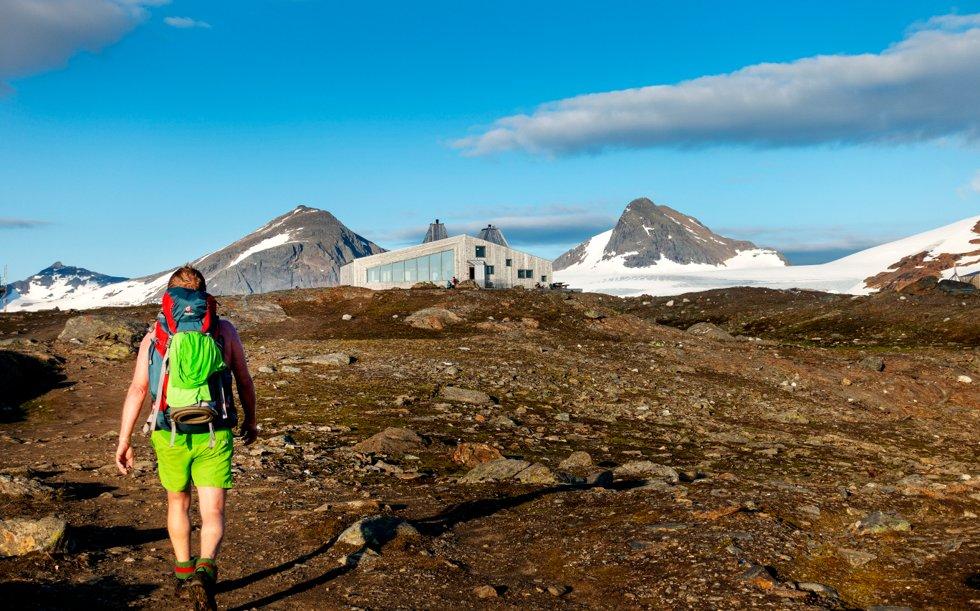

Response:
(686, 322), (734, 341)
(740, 564), (778, 590)
(795, 582), (839, 598)
(439, 386), (494, 405)
(280, 365), (301, 374)
(352, 427), (426, 457)
(957, 375), (973, 384)
(547, 585), (570, 597)
(614, 461), (679, 484)
(473, 585), (498, 599)
(860, 356), (885, 372)
(451, 442), (503, 468)
(853, 511), (910, 535)
(583, 310), (605, 320)
(257, 366), (275, 374)
(554, 412), (570, 422)
(838, 547), (876, 567)
(514, 463), (557, 485)
(303, 353), (352, 367)
(558, 451), (593, 470)
(341, 314), (353, 321)
(404, 308), (463, 330)
(335, 515), (419, 548)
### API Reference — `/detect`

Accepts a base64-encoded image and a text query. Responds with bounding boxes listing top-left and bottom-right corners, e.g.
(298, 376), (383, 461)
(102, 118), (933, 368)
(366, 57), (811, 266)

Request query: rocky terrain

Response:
(0, 285), (978, 609)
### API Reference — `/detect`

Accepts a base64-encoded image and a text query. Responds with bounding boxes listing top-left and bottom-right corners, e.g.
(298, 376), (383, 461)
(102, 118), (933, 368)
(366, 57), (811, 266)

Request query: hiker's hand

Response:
(115, 439), (134, 475)
(240, 423), (258, 446)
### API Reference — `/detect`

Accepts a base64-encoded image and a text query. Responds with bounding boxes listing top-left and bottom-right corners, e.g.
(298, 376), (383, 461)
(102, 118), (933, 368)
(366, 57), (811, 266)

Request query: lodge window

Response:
(517, 269), (534, 279)
(541, 275), (547, 282)
(475, 246), (486, 258)
(505, 259), (512, 267)
(486, 265), (495, 275)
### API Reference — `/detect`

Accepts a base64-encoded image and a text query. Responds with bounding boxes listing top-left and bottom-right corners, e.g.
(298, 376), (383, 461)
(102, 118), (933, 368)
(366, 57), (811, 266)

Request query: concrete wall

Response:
(339, 235), (553, 290)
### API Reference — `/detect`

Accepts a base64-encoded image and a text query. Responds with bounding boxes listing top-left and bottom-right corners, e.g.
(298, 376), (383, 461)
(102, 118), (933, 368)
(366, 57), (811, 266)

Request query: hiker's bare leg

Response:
(197, 487), (226, 559)
(167, 490), (192, 562)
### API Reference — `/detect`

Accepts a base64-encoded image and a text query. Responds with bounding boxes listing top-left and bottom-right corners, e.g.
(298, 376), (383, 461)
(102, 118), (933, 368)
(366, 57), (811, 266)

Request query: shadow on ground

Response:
(0, 576), (157, 610)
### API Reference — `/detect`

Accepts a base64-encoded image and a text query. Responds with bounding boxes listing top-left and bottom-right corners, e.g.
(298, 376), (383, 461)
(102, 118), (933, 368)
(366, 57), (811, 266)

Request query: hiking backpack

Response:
(143, 287), (234, 447)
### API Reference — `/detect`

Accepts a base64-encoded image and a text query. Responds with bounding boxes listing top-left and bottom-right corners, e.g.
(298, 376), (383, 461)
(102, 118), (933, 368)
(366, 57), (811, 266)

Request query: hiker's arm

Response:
(116, 333), (152, 474)
(225, 323), (257, 444)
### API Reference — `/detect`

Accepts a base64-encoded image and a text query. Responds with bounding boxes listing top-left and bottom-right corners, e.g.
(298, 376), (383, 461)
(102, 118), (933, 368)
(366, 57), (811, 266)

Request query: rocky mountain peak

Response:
(554, 197), (786, 271)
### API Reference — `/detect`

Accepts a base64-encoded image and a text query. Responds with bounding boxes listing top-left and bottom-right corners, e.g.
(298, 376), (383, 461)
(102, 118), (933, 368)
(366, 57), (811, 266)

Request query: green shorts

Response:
(150, 428), (234, 492)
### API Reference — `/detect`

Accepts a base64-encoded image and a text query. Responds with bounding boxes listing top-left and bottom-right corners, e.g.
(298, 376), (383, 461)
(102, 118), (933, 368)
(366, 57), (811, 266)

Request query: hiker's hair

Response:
(168, 265), (206, 292)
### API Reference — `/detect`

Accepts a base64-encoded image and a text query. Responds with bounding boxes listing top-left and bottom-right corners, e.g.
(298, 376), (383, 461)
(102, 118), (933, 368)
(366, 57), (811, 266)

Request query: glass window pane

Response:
(392, 260), (405, 282)
(368, 267), (379, 283)
(417, 255), (429, 281)
(441, 251), (454, 281)
(404, 258), (417, 283)
(381, 264), (392, 282)
(429, 253), (441, 282)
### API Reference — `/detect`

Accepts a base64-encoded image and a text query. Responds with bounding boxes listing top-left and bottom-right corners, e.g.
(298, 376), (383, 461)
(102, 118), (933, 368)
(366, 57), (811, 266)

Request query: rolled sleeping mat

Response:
(170, 405), (215, 425)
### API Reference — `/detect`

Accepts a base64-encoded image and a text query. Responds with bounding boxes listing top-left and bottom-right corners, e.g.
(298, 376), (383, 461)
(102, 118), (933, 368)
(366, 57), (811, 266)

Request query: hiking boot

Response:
(183, 571), (217, 611)
(172, 575), (190, 600)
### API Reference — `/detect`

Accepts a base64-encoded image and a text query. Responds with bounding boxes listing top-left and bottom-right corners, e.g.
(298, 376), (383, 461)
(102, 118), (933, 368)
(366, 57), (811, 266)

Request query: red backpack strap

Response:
(201, 294), (219, 333)
(161, 291), (178, 334)
(152, 321), (170, 356)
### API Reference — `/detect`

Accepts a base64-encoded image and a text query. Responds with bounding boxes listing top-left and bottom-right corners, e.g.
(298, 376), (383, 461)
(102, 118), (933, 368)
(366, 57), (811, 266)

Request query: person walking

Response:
(115, 266), (257, 610)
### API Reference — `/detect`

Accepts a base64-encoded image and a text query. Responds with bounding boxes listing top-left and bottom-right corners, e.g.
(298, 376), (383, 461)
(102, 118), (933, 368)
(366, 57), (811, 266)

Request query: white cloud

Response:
(456, 13), (980, 156)
(164, 16), (211, 29)
(0, 0), (167, 91)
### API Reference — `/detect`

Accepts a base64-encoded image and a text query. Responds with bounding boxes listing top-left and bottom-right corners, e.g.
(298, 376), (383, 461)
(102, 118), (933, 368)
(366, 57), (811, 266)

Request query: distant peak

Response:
(50, 261), (64, 269)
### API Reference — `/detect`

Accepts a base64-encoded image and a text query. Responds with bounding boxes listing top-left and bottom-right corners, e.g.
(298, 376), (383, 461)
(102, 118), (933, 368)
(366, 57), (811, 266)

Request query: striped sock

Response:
(195, 557), (217, 581)
(174, 558), (196, 580)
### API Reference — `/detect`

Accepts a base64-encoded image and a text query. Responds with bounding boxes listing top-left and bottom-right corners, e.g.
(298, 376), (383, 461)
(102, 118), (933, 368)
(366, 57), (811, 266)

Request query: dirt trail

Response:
(1, 286), (978, 609)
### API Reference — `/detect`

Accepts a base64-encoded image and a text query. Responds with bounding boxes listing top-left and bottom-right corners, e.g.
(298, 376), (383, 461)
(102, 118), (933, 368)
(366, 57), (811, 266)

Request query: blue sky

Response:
(1, 0), (979, 281)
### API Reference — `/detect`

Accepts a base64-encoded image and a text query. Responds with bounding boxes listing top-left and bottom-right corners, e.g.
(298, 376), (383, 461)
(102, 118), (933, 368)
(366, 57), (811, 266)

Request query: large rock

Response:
(614, 461), (679, 484)
(452, 442), (503, 468)
(0, 516), (66, 557)
(335, 515), (419, 548)
(57, 315), (145, 360)
(686, 322), (734, 341)
(459, 458), (557, 484)
(459, 458), (531, 483)
(404, 308), (463, 331)
(853, 511), (910, 535)
(439, 386), (494, 405)
(351, 427), (426, 456)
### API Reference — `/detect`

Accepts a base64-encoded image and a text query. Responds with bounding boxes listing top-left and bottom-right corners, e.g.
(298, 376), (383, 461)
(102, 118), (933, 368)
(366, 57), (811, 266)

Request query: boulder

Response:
(614, 461), (679, 484)
(686, 322), (734, 341)
(459, 458), (531, 483)
(455, 280), (480, 290)
(411, 281), (439, 290)
(57, 315), (145, 360)
(451, 442), (503, 468)
(352, 427), (426, 457)
(0, 516), (66, 557)
(404, 308), (463, 330)
(439, 386), (494, 405)
(335, 515), (419, 548)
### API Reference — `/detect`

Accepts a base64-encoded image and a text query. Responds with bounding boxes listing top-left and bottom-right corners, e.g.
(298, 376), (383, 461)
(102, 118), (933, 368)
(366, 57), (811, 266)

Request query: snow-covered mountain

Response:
(2, 206), (384, 312)
(555, 198), (786, 278)
(1, 262), (131, 311)
(555, 213), (980, 297)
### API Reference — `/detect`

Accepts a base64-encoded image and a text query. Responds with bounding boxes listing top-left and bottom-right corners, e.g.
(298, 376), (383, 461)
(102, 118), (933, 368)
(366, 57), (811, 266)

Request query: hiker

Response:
(451, 276), (459, 287)
(115, 266), (257, 610)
